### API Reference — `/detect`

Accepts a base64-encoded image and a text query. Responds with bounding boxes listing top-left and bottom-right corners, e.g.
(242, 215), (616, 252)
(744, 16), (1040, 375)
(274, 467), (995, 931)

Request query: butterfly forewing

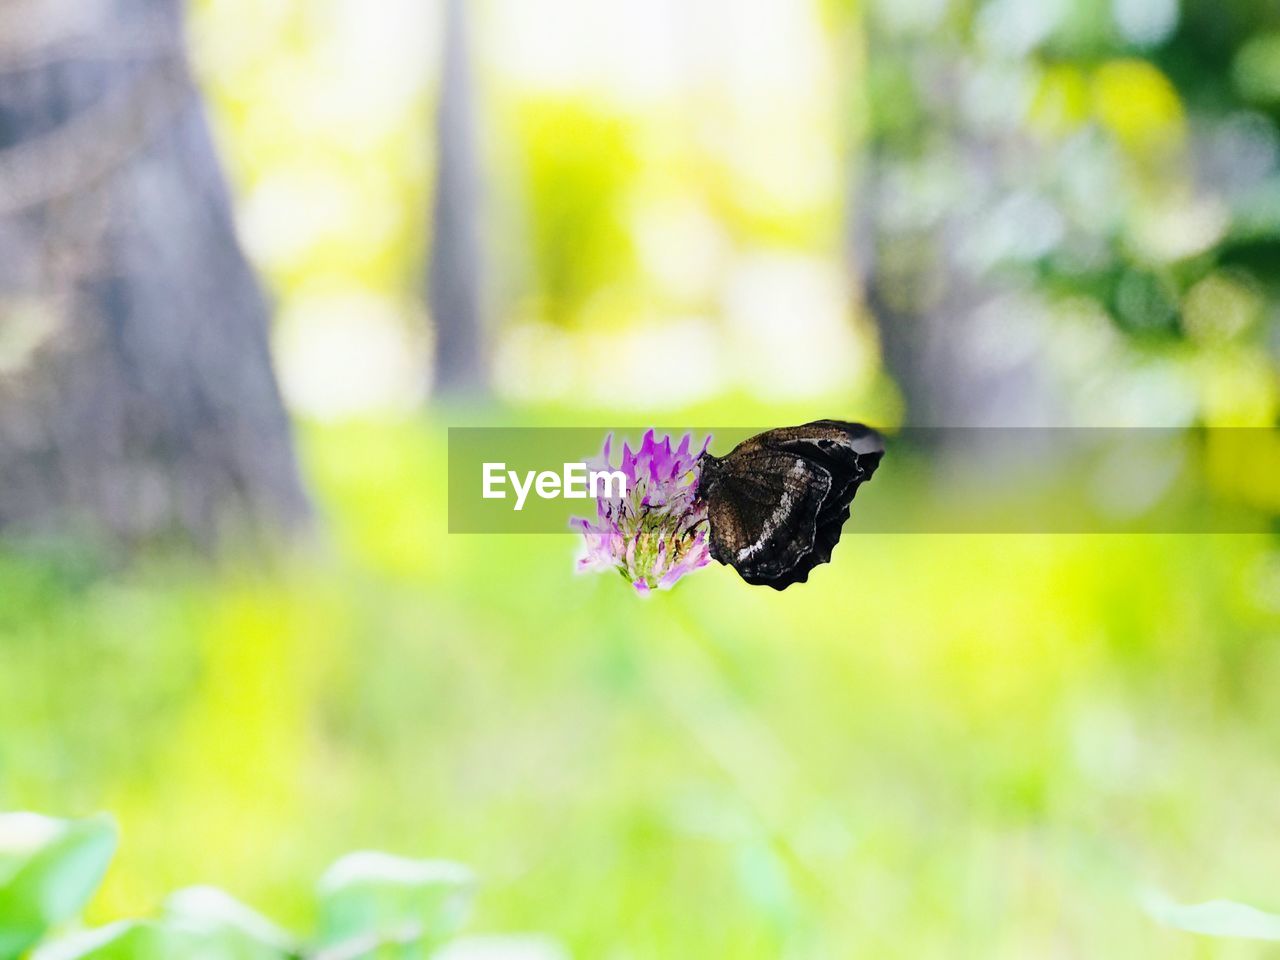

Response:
(759, 420), (884, 484)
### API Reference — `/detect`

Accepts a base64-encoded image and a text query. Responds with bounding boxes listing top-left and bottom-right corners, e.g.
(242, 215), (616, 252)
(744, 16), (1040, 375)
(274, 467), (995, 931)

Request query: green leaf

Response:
(315, 852), (475, 955)
(0, 813), (117, 957)
(1144, 890), (1280, 940)
(164, 886), (297, 958)
(34, 913), (295, 960)
(30, 921), (199, 960)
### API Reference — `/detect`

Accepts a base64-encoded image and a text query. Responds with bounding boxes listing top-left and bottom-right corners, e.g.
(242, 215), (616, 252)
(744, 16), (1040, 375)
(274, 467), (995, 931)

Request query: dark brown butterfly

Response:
(696, 420), (884, 590)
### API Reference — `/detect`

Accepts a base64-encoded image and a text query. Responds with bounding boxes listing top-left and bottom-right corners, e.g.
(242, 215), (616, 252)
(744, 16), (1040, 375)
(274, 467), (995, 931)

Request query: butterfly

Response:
(696, 420), (884, 590)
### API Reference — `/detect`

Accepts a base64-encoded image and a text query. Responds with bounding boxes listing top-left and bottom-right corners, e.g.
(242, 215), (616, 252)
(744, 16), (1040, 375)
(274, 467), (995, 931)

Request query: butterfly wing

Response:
(704, 450), (832, 587)
(702, 421), (883, 589)
(759, 420), (884, 572)
(756, 420), (884, 479)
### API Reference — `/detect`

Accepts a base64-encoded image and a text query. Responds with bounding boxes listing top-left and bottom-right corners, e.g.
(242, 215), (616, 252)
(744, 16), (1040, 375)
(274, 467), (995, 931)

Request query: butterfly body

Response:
(697, 421), (883, 590)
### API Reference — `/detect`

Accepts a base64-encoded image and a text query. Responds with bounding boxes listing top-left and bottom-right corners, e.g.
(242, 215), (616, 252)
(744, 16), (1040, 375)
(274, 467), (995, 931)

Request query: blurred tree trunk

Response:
(0, 0), (310, 550)
(428, 0), (487, 398)
(851, 144), (1060, 429)
(843, 15), (1062, 429)
(853, 161), (1055, 429)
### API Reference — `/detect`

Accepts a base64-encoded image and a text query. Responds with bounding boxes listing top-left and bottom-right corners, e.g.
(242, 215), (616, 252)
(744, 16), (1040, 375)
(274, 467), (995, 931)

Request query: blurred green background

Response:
(2, 0), (1280, 956)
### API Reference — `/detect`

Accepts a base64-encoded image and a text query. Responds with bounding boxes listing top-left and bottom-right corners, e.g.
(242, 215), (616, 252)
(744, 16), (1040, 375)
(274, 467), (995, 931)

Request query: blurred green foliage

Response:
(2, 420), (1279, 956)
(0, 0), (1277, 956)
(862, 0), (1280, 426)
(514, 102), (640, 328)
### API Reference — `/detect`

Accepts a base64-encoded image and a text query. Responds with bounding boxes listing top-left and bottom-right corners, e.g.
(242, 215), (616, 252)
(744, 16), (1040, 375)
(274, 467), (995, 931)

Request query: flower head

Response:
(573, 429), (711, 594)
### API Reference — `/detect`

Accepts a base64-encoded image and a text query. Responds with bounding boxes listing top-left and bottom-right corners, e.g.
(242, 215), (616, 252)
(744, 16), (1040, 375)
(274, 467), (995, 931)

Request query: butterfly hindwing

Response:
(704, 450), (832, 586)
(698, 420), (883, 589)
(761, 420), (884, 569)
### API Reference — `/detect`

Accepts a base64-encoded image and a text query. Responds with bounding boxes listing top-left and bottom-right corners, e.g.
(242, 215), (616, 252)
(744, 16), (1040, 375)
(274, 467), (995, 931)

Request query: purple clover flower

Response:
(573, 429), (711, 594)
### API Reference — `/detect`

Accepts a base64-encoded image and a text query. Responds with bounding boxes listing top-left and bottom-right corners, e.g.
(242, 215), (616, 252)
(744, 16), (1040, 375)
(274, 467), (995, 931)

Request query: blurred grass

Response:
(1, 417), (1279, 957)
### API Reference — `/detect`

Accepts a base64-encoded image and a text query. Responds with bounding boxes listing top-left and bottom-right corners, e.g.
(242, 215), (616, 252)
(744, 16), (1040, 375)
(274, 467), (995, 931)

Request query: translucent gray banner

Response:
(447, 427), (1279, 533)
